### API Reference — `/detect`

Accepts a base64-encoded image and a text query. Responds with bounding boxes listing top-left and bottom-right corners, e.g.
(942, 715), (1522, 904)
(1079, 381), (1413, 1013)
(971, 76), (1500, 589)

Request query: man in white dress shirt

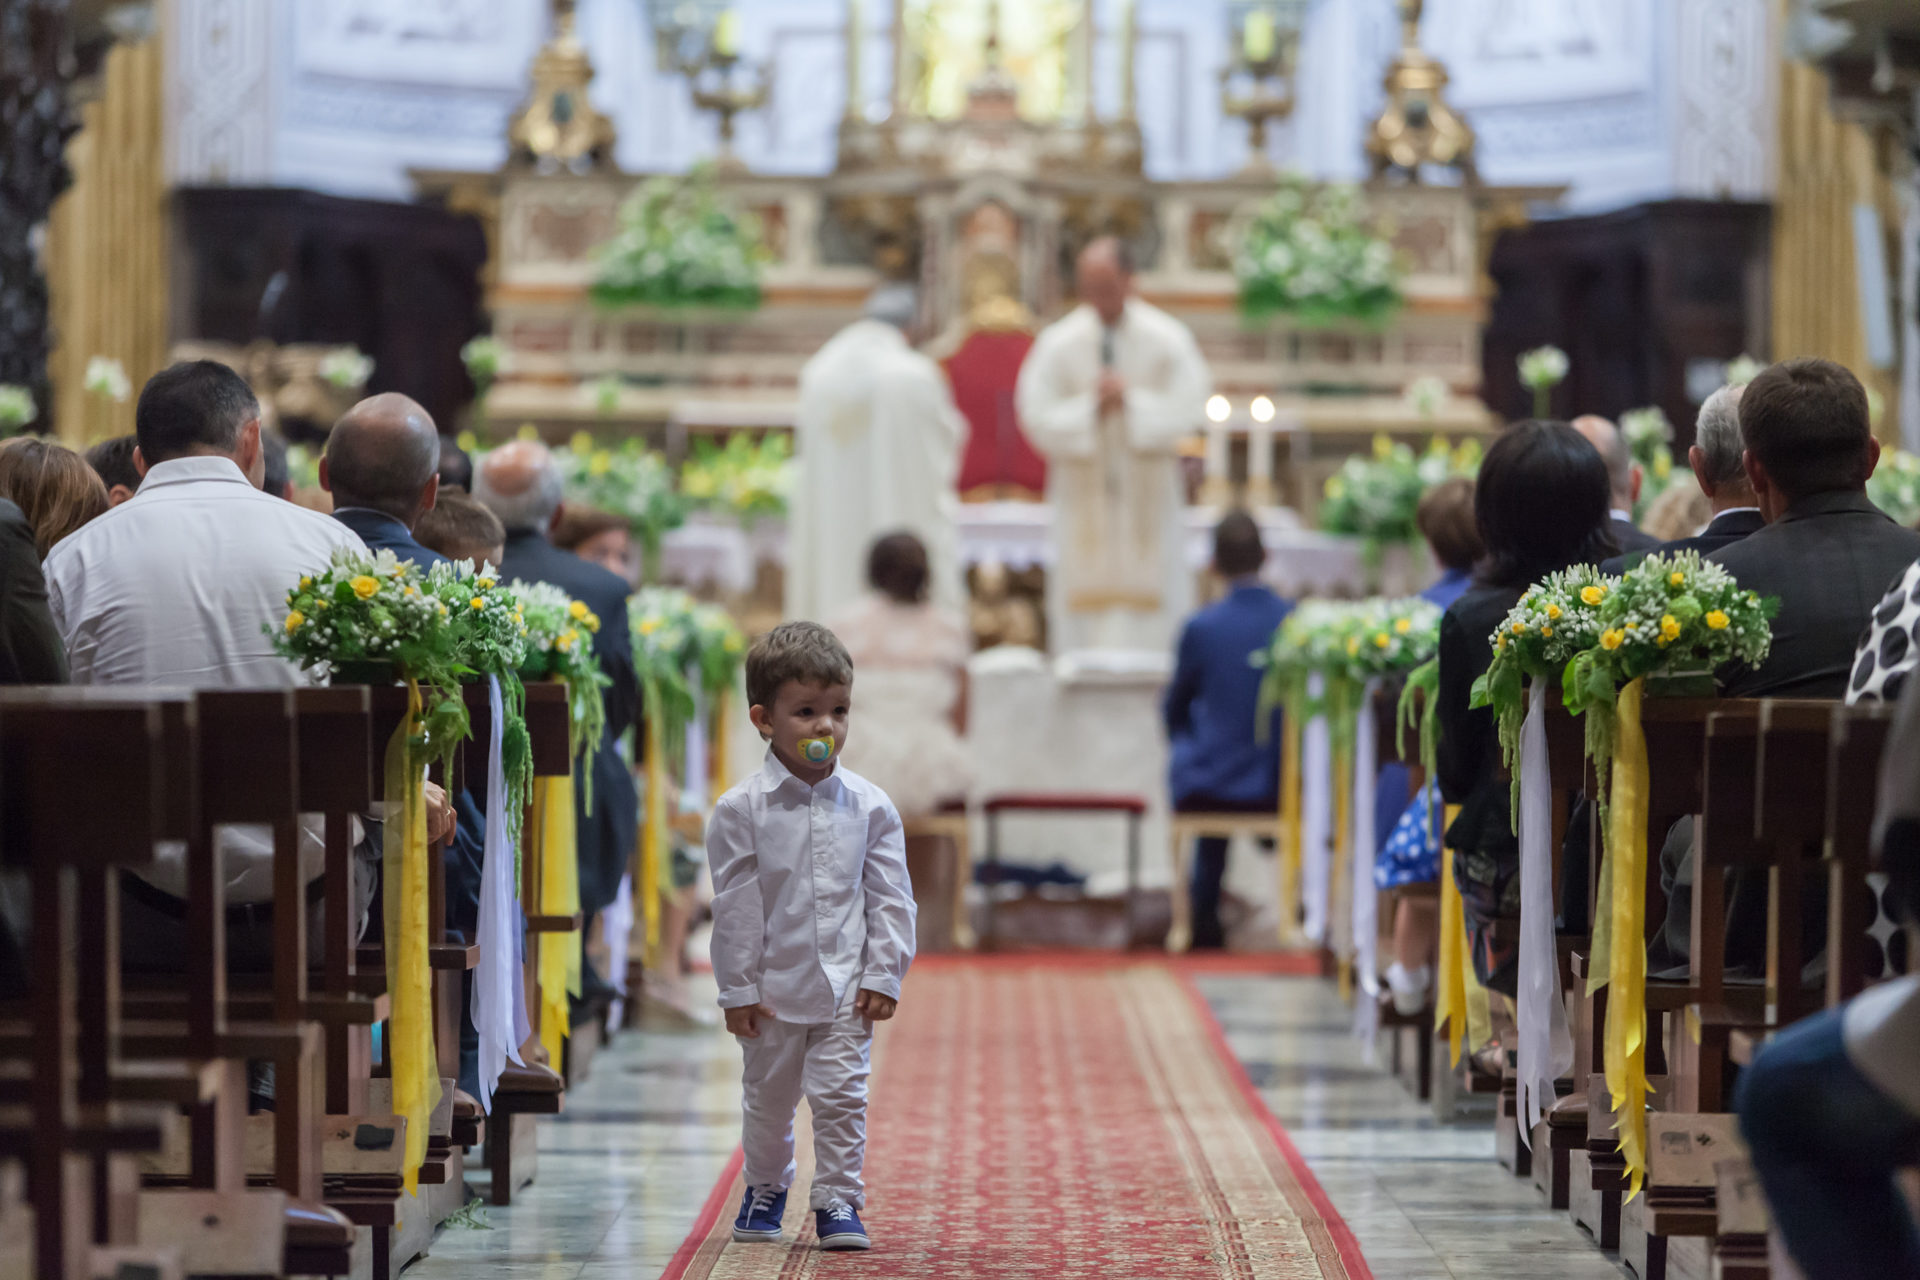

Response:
(1016, 236), (1211, 653)
(43, 360), (376, 967)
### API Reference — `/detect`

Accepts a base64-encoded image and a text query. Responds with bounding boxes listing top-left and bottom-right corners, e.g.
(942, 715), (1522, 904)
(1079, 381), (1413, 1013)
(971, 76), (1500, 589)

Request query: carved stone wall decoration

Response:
(169, 0), (273, 183)
(0, 0), (82, 414)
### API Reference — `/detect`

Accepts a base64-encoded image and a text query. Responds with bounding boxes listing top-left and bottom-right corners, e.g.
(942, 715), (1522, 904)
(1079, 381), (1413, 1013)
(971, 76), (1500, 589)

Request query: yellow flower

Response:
(724, 634), (744, 653)
(1395, 617), (1413, 634)
(298, 575), (312, 591)
(1581, 585), (1606, 606)
(1346, 636), (1361, 656)
(1325, 476), (1346, 500)
(284, 610), (305, 632)
(1600, 629), (1624, 651)
(1706, 610), (1729, 630)
(1511, 622), (1526, 635)
(1660, 615), (1682, 642)
(1669, 571), (1686, 588)
(1374, 632), (1391, 649)
(1541, 626), (1554, 637)
(351, 575), (380, 600)
(477, 576), (496, 590)
(470, 597), (486, 610)
(556, 630), (577, 652)
(638, 617), (661, 636)
(1496, 632), (1509, 651)
(1545, 603), (1562, 620)
(569, 431), (594, 454)
(1654, 453), (1672, 480)
(512, 610), (524, 626)
(589, 451), (613, 477)
(516, 423), (540, 441)
(583, 611), (601, 633)
(1372, 434), (1394, 460)
(569, 600), (590, 621)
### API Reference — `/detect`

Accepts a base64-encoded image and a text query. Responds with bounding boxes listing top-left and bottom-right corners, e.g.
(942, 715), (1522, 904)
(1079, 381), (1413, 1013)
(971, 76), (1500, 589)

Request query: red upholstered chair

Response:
(943, 328), (1045, 500)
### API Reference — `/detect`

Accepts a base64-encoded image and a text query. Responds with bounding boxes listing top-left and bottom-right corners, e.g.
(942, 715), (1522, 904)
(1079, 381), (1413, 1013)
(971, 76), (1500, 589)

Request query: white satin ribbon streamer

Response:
(1516, 680), (1574, 1142)
(683, 682), (708, 811)
(602, 872), (635, 1026)
(1301, 675), (1333, 946)
(473, 676), (529, 1112)
(1351, 680), (1382, 1051)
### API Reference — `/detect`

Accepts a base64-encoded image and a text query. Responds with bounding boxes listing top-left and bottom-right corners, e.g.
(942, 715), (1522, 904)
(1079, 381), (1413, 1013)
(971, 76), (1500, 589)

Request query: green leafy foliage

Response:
(1235, 175), (1402, 327)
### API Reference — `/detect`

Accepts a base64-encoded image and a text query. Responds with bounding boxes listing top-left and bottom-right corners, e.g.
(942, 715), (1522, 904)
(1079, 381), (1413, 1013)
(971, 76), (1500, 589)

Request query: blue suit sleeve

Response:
(1163, 618), (1202, 738)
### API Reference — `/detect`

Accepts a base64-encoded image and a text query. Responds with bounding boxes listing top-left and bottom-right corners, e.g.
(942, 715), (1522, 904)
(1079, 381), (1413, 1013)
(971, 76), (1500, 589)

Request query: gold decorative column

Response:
(45, 33), (168, 446)
(1771, 4), (1903, 439)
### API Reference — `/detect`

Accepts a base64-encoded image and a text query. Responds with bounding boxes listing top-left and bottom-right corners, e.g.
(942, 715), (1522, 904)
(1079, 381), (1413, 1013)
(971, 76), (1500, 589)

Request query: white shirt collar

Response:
(1610, 508), (1635, 524)
(760, 747), (841, 794)
(135, 455), (254, 491)
(1712, 506), (1761, 520)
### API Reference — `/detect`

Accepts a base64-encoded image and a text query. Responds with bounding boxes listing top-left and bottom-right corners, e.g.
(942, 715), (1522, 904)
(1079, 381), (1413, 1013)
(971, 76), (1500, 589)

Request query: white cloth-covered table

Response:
(664, 504), (1414, 601)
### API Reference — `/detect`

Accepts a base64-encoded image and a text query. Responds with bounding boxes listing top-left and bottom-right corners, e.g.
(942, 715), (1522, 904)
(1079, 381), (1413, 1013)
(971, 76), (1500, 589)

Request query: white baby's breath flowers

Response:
(84, 356), (131, 403)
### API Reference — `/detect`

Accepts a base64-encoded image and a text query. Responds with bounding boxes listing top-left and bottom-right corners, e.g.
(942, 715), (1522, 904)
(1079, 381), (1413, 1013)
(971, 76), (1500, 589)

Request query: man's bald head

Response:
(474, 439), (564, 534)
(322, 393), (442, 527)
(1076, 235), (1134, 326)
(1572, 414), (1638, 509)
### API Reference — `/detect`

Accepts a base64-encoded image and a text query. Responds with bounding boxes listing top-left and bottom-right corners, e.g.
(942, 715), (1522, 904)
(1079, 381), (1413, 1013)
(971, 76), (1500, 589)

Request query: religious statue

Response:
(1015, 238), (1212, 655)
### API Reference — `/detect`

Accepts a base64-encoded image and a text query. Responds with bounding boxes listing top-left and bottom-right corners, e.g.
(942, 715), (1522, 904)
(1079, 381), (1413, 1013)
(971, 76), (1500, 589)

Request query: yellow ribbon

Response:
(533, 772), (582, 1068)
(1277, 708), (1304, 946)
(1435, 802), (1468, 1066)
(641, 711), (667, 958)
(709, 686), (731, 806)
(1604, 677), (1652, 1197)
(381, 679), (440, 1195)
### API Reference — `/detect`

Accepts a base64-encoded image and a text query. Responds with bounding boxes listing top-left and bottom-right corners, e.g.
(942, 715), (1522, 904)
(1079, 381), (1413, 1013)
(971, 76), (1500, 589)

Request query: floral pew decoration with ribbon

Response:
(1473, 550), (1776, 1194)
(508, 579), (611, 1066)
(1256, 596), (1442, 1018)
(269, 547), (476, 1194)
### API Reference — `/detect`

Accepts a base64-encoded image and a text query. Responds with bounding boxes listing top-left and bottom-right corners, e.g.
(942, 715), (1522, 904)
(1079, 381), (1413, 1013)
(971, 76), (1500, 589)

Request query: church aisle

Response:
(410, 963), (1628, 1280)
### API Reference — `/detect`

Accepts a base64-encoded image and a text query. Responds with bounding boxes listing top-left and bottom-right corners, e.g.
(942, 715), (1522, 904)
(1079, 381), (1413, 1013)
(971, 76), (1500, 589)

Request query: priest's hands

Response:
(423, 780), (457, 847)
(855, 989), (898, 1024)
(1097, 369), (1127, 416)
(725, 1002), (777, 1038)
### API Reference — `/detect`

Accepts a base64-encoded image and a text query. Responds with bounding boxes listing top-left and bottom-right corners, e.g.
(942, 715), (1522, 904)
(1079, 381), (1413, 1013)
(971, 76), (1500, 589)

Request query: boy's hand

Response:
(854, 989), (897, 1023)
(724, 1002), (776, 1038)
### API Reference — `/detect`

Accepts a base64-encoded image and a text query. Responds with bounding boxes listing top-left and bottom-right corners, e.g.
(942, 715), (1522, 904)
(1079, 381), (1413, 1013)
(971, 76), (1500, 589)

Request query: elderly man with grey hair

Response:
(1573, 413), (1660, 552)
(476, 441), (639, 979)
(1601, 383), (1764, 572)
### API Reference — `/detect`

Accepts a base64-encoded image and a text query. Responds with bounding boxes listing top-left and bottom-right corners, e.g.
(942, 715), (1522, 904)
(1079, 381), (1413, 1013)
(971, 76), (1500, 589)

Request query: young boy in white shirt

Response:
(707, 621), (917, 1250)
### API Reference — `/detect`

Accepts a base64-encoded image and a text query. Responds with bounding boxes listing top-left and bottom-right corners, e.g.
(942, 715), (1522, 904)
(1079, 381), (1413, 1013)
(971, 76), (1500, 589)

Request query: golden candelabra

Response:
(1219, 3), (1308, 174)
(507, 0), (618, 172)
(656, 10), (772, 173)
(1366, 0), (1477, 182)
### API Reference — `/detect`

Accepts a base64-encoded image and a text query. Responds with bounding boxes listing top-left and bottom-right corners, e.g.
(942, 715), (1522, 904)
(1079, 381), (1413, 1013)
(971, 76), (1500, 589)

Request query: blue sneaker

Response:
(814, 1200), (870, 1251)
(732, 1186), (786, 1242)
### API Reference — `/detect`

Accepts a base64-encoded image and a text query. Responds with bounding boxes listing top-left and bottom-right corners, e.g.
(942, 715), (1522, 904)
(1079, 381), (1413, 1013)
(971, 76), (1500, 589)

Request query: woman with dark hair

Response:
(1436, 420), (1616, 998)
(828, 532), (972, 818)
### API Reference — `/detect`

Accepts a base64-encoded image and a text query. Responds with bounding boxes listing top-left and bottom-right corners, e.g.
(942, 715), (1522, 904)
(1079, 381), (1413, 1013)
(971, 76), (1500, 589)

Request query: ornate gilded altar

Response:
(415, 0), (1558, 516)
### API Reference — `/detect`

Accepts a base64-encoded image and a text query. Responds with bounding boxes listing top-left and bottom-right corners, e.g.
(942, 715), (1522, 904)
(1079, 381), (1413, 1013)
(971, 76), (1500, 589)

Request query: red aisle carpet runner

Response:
(665, 955), (1372, 1279)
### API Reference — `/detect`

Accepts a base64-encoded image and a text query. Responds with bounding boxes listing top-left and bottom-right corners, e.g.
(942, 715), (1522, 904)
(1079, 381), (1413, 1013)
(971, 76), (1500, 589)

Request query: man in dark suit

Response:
(1600, 383), (1764, 574)
(1575, 414), (1660, 553)
(1163, 512), (1292, 949)
(1655, 359), (1920, 976)
(476, 441), (639, 998)
(322, 395), (560, 1100)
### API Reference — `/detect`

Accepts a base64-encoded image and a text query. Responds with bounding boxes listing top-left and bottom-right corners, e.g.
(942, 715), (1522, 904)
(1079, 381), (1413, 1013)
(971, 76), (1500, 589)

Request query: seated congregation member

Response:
(1735, 669), (1920, 1280)
(0, 498), (65, 684)
(710, 621), (916, 1250)
(415, 489), (507, 567)
(41, 360), (419, 970)
(84, 433), (140, 507)
(437, 434), (473, 493)
(476, 441), (640, 1005)
(0, 437), (107, 558)
(1600, 383), (1762, 574)
(553, 506), (638, 587)
(261, 429), (294, 501)
(1573, 414), (1659, 553)
(1437, 421), (1617, 995)
(1162, 512), (1292, 951)
(1378, 476), (1485, 1012)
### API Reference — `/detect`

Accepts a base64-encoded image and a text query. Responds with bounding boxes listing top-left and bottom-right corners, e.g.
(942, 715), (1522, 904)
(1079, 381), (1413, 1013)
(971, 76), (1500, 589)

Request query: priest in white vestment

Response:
(1016, 237), (1211, 654)
(786, 285), (966, 624)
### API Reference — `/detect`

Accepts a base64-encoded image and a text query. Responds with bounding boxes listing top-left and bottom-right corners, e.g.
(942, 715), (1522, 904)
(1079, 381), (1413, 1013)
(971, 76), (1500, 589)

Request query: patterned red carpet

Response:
(664, 955), (1372, 1279)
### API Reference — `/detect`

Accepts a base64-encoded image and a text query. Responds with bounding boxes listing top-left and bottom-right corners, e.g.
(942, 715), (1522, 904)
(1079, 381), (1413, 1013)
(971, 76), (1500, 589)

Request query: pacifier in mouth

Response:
(799, 735), (836, 763)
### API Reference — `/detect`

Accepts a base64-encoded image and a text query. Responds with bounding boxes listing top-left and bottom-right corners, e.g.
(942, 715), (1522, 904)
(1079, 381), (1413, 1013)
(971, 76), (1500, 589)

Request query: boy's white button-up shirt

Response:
(706, 751), (917, 1023)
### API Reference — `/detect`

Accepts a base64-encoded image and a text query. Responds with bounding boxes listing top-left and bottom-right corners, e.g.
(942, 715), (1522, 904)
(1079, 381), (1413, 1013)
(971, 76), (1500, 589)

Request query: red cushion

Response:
(981, 792), (1148, 816)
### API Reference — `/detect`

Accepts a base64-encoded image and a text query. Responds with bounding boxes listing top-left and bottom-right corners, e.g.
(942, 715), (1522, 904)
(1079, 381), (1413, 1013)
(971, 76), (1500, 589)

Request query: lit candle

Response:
(1246, 397), (1276, 505)
(845, 0), (862, 117)
(1242, 10), (1275, 63)
(713, 8), (739, 57)
(1119, 0), (1136, 119)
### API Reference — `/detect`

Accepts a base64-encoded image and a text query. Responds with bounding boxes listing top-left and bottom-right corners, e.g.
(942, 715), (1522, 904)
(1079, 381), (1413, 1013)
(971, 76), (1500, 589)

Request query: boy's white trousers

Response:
(738, 990), (873, 1209)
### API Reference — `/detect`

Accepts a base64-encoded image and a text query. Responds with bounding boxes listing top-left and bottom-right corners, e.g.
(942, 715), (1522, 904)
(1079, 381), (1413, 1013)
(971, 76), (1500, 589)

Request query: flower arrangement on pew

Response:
(1318, 435), (1481, 571)
(1868, 446), (1920, 526)
(552, 433), (689, 580)
(268, 546), (481, 1194)
(511, 578), (611, 784)
(1470, 550), (1776, 1196)
(433, 561), (534, 841)
(1619, 406), (1677, 518)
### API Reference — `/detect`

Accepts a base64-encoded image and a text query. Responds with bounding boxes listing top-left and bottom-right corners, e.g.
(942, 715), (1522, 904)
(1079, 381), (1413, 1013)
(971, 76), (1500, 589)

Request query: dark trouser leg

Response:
(1189, 837), (1229, 951)
(1736, 1005), (1920, 1279)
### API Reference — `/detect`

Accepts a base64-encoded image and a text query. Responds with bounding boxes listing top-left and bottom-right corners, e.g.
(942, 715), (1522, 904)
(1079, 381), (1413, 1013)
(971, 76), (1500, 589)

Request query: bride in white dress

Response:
(827, 532), (972, 817)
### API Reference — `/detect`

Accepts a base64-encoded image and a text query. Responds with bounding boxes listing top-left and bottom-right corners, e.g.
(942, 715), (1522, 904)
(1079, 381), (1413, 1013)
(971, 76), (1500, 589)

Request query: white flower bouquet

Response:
(319, 347), (375, 390)
(1517, 346), (1568, 417)
(510, 579), (610, 782)
(84, 356), (131, 403)
(1234, 176), (1402, 328)
(590, 163), (765, 312)
(0, 385), (35, 433)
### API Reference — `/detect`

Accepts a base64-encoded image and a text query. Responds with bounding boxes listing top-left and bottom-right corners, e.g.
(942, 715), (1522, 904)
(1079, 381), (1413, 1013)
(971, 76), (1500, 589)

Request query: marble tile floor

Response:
(404, 969), (1628, 1279)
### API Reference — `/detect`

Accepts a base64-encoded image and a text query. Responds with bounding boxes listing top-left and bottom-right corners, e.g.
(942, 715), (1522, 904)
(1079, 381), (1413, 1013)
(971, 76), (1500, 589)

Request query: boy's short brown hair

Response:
(747, 621), (854, 710)
(416, 489), (508, 564)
